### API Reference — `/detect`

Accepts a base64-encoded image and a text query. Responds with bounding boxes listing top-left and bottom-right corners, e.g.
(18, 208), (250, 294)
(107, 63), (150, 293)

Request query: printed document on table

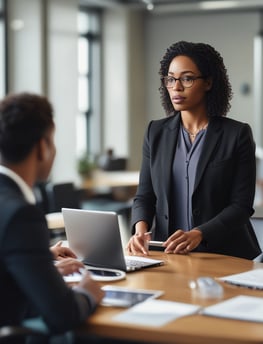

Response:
(218, 269), (263, 289)
(202, 295), (263, 322)
(113, 299), (201, 327)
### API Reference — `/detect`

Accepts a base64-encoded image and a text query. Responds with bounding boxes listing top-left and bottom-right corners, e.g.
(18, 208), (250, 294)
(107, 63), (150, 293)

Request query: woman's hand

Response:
(50, 240), (77, 260)
(126, 221), (151, 255)
(163, 228), (203, 254)
(126, 232), (151, 255)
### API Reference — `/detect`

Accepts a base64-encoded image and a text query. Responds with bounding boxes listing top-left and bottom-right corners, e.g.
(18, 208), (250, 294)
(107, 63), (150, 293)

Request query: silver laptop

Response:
(62, 208), (164, 272)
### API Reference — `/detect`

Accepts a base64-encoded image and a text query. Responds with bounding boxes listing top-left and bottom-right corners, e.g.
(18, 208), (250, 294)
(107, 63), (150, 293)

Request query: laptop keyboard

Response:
(124, 255), (164, 271)
(125, 258), (150, 268)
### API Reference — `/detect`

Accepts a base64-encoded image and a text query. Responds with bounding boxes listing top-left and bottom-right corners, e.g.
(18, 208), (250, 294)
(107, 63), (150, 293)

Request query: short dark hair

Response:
(0, 92), (54, 163)
(159, 41), (233, 117)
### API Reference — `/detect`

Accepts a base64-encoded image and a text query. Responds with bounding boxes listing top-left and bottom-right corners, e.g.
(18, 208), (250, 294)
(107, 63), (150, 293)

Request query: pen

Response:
(148, 240), (164, 247)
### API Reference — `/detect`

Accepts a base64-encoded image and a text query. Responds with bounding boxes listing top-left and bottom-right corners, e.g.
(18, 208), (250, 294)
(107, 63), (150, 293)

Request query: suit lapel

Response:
(194, 118), (222, 191)
(163, 115), (181, 196)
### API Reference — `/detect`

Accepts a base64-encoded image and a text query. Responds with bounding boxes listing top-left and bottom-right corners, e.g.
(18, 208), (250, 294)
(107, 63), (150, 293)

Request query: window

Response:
(77, 9), (101, 159)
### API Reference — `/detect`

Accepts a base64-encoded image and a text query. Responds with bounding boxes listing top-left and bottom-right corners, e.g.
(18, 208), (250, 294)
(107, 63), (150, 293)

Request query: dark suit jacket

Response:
(0, 174), (94, 334)
(131, 114), (261, 259)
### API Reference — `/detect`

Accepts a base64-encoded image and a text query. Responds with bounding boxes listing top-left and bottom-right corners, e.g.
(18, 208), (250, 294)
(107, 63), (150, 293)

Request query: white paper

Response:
(219, 269), (263, 289)
(113, 299), (201, 327)
(202, 295), (263, 322)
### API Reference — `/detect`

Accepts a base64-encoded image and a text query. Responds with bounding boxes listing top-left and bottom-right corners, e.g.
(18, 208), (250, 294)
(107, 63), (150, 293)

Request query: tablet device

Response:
(101, 285), (164, 307)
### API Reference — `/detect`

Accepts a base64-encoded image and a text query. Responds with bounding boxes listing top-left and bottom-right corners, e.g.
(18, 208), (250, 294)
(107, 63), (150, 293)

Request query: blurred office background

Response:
(1, 0), (263, 208)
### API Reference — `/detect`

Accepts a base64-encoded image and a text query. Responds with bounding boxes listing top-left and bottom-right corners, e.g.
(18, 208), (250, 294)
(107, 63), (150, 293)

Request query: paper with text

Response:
(113, 299), (201, 327)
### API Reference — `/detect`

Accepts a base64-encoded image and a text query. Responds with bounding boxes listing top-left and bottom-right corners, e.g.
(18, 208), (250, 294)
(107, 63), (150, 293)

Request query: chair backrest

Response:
(0, 325), (48, 343)
(45, 182), (81, 213)
(250, 217), (263, 251)
(33, 182), (51, 214)
(101, 158), (127, 171)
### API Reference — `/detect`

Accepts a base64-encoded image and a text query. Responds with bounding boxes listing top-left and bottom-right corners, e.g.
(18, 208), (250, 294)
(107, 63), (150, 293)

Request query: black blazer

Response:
(0, 174), (94, 333)
(131, 114), (261, 259)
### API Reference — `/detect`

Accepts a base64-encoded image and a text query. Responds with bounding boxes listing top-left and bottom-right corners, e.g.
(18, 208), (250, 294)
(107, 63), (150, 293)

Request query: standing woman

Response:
(127, 41), (261, 259)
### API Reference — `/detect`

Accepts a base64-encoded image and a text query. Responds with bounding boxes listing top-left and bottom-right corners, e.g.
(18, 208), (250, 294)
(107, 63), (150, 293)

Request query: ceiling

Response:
(78, 0), (263, 14)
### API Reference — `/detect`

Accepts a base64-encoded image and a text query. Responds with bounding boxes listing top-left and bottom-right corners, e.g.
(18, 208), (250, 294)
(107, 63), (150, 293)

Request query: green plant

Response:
(77, 154), (96, 177)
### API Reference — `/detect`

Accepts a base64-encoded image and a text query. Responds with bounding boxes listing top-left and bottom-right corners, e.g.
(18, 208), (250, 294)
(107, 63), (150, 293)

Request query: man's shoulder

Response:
(0, 180), (43, 240)
(0, 177), (27, 211)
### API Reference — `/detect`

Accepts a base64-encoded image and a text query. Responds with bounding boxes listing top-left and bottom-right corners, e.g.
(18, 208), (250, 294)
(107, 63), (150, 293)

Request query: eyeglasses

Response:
(163, 75), (205, 89)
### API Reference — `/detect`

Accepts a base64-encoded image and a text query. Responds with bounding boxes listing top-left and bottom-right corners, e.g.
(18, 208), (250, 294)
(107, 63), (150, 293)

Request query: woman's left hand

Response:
(50, 240), (77, 260)
(163, 228), (203, 254)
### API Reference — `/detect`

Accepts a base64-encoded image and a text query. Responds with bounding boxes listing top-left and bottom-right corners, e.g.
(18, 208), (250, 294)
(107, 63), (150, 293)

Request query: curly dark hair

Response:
(0, 92), (54, 163)
(159, 41), (233, 117)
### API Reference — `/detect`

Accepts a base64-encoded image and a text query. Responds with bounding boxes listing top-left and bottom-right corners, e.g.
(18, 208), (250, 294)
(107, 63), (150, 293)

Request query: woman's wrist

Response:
(135, 221), (149, 235)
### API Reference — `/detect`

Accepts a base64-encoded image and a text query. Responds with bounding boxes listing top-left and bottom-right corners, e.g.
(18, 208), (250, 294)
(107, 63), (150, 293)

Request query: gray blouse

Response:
(169, 124), (207, 234)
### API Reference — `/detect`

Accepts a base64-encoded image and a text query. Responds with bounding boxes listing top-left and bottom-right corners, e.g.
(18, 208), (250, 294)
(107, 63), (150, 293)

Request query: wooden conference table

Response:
(81, 169), (140, 202)
(82, 170), (140, 189)
(77, 252), (263, 344)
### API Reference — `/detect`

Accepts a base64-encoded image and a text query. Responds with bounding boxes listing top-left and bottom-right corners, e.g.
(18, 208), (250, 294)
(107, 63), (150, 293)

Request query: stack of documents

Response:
(202, 295), (263, 322)
(218, 269), (263, 289)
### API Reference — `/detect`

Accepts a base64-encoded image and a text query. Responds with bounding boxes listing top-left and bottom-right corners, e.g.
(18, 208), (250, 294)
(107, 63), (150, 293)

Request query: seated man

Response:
(0, 92), (104, 342)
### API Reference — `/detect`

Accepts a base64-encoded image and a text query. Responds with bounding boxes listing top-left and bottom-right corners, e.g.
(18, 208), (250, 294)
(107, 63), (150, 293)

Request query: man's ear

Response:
(37, 138), (48, 161)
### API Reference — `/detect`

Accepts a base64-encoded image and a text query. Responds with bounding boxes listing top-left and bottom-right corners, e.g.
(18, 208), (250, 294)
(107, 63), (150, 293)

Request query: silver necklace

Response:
(183, 124), (208, 139)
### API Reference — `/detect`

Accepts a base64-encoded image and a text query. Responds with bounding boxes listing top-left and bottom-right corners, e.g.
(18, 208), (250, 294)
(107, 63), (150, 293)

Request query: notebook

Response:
(62, 208), (164, 272)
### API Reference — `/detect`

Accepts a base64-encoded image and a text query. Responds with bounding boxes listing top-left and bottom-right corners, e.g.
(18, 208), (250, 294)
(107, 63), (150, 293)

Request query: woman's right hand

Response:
(126, 232), (151, 255)
(126, 221), (151, 255)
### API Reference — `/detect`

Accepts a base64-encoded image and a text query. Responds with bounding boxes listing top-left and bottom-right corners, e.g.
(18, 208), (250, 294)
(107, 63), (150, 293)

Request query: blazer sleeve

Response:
(131, 121), (157, 232)
(2, 204), (96, 334)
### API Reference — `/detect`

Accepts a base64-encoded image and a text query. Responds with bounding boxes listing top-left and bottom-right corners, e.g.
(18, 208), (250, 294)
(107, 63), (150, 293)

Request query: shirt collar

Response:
(0, 165), (36, 204)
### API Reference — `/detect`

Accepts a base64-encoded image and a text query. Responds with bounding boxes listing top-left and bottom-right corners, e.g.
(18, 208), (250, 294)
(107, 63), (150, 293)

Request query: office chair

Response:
(33, 182), (52, 214)
(44, 182), (81, 213)
(45, 181), (132, 227)
(0, 325), (48, 343)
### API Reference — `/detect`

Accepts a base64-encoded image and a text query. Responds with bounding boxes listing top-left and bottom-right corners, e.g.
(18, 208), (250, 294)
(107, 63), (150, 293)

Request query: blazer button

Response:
(193, 209), (200, 216)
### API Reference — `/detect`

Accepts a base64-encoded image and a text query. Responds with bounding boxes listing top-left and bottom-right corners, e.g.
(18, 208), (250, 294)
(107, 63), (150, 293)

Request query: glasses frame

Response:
(162, 75), (205, 89)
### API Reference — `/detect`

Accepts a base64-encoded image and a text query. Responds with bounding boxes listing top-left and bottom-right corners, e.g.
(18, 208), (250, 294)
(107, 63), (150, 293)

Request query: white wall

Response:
(102, 8), (146, 170)
(6, 3), (263, 182)
(7, 0), (44, 93)
(7, 0), (79, 184)
(46, 0), (79, 184)
(101, 9), (262, 170)
(102, 8), (129, 158)
(144, 11), (260, 134)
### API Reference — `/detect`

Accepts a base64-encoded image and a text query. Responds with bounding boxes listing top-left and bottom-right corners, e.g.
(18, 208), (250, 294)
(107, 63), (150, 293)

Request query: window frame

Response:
(77, 7), (102, 158)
